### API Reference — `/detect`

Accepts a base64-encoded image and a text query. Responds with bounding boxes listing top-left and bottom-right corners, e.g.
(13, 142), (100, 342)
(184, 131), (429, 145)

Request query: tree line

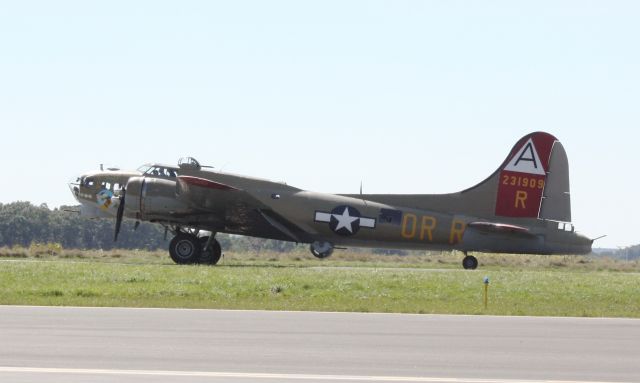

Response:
(0, 201), (298, 252)
(1, 202), (637, 258)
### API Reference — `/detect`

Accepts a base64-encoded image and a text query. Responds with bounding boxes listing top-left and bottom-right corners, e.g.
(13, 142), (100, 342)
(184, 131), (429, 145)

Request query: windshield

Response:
(136, 165), (152, 174)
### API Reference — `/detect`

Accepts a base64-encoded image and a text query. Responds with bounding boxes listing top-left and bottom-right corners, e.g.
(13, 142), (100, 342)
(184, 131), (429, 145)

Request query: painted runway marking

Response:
(0, 367), (624, 383)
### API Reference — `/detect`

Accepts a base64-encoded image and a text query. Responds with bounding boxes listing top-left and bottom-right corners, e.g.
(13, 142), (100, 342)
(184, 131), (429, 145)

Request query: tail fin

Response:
(344, 131), (572, 223)
(493, 132), (571, 221)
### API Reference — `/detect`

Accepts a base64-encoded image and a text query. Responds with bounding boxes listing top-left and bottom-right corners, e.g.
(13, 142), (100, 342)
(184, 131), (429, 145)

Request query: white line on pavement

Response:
(0, 367), (624, 383)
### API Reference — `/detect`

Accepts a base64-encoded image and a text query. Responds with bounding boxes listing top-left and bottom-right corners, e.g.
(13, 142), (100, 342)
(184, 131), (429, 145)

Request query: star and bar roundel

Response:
(314, 205), (376, 236)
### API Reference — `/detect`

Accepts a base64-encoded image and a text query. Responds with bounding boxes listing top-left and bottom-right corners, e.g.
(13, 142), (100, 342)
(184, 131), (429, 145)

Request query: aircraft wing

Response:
(176, 175), (310, 243)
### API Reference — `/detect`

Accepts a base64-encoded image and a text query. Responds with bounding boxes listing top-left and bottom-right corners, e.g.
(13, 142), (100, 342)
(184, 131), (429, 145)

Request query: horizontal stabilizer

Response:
(467, 221), (535, 237)
(462, 221), (545, 253)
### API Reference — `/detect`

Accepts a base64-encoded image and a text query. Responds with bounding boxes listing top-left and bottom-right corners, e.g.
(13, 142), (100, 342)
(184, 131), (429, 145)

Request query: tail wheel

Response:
(198, 237), (222, 265)
(310, 241), (334, 259)
(462, 255), (478, 270)
(169, 233), (201, 264)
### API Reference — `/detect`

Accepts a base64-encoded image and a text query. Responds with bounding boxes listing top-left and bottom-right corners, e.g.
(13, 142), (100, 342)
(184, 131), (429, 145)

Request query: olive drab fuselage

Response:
(70, 132), (593, 268)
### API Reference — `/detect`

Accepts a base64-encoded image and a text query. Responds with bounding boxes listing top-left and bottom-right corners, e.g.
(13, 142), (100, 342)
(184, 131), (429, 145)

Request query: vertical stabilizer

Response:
(539, 141), (571, 222)
(495, 132), (557, 218)
(343, 131), (573, 223)
(493, 132), (571, 222)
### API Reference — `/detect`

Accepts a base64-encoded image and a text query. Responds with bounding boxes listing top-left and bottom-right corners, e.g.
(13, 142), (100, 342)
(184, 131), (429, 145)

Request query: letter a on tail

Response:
(495, 132), (557, 218)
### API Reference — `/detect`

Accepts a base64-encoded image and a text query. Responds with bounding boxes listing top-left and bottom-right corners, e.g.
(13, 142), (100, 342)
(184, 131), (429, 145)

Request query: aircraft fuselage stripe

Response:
(315, 212), (332, 222)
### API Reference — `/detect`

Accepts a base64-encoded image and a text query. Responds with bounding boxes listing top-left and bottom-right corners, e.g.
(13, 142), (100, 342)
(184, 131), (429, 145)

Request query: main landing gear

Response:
(462, 252), (478, 270)
(168, 229), (222, 265)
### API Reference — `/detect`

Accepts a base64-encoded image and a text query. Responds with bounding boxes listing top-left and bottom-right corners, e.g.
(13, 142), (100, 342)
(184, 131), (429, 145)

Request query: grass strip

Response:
(1, 260), (638, 317)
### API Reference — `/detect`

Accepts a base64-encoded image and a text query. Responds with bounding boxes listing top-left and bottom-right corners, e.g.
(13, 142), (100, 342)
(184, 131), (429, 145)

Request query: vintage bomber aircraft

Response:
(69, 132), (593, 269)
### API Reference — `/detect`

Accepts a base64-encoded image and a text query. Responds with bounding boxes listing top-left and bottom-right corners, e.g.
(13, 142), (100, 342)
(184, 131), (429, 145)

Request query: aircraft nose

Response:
(68, 175), (82, 201)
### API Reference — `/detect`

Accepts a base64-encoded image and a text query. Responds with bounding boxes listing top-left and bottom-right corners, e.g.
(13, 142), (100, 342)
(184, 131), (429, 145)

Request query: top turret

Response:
(178, 157), (201, 170)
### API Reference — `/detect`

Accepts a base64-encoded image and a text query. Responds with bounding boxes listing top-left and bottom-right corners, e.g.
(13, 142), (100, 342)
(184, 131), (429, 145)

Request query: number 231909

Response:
(502, 175), (545, 189)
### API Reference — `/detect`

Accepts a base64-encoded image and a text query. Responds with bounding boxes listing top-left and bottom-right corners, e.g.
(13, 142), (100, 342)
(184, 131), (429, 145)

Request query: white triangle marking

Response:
(503, 138), (546, 175)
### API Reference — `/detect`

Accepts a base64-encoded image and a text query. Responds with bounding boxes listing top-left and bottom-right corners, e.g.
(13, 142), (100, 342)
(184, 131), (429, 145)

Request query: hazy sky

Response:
(1, 1), (638, 248)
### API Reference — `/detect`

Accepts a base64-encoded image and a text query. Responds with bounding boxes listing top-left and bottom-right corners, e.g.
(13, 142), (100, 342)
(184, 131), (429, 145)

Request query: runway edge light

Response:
(483, 276), (490, 310)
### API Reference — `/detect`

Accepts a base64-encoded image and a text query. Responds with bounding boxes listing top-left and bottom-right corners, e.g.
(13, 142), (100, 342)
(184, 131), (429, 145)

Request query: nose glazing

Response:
(68, 175), (82, 200)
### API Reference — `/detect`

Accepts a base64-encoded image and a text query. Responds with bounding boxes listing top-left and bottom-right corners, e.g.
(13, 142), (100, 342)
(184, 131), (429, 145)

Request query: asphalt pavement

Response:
(0, 306), (638, 383)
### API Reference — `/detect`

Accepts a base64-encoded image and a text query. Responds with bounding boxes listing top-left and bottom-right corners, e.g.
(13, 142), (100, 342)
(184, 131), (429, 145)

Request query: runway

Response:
(0, 306), (638, 383)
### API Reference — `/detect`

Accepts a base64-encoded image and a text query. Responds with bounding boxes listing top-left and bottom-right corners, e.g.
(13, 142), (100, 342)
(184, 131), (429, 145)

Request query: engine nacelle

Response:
(124, 177), (190, 220)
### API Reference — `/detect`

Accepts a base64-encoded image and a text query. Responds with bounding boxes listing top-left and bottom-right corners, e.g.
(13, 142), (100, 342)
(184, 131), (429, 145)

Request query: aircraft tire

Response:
(462, 255), (478, 270)
(310, 241), (334, 259)
(198, 237), (222, 265)
(169, 233), (201, 265)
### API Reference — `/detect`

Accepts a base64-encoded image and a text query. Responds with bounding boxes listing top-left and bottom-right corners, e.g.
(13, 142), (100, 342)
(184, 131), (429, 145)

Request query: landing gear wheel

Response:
(462, 255), (478, 270)
(169, 234), (201, 264)
(310, 241), (334, 259)
(198, 237), (222, 265)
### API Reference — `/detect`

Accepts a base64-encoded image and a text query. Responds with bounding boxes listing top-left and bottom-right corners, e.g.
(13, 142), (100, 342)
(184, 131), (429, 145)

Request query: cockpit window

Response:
(137, 165), (152, 174)
(144, 166), (177, 178)
(84, 178), (95, 187)
(557, 222), (575, 232)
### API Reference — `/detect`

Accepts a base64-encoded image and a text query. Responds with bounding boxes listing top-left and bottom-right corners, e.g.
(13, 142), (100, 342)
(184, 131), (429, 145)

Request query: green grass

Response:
(3, 245), (640, 272)
(1, 258), (639, 317)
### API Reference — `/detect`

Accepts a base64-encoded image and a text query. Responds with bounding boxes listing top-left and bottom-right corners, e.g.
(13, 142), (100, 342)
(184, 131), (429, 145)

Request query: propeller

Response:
(114, 188), (126, 242)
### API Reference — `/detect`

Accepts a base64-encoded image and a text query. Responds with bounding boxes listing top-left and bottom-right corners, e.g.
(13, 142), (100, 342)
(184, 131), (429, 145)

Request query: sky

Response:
(0, 1), (638, 248)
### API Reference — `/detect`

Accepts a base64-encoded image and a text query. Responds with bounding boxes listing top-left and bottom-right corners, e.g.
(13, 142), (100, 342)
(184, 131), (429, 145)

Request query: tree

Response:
(0, 201), (300, 252)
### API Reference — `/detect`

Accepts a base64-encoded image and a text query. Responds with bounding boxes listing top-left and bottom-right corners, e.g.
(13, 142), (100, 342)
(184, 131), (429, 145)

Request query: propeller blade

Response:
(114, 188), (126, 242)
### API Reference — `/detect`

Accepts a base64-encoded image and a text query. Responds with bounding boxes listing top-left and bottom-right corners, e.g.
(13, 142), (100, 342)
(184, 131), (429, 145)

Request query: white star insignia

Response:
(332, 206), (359, 233)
